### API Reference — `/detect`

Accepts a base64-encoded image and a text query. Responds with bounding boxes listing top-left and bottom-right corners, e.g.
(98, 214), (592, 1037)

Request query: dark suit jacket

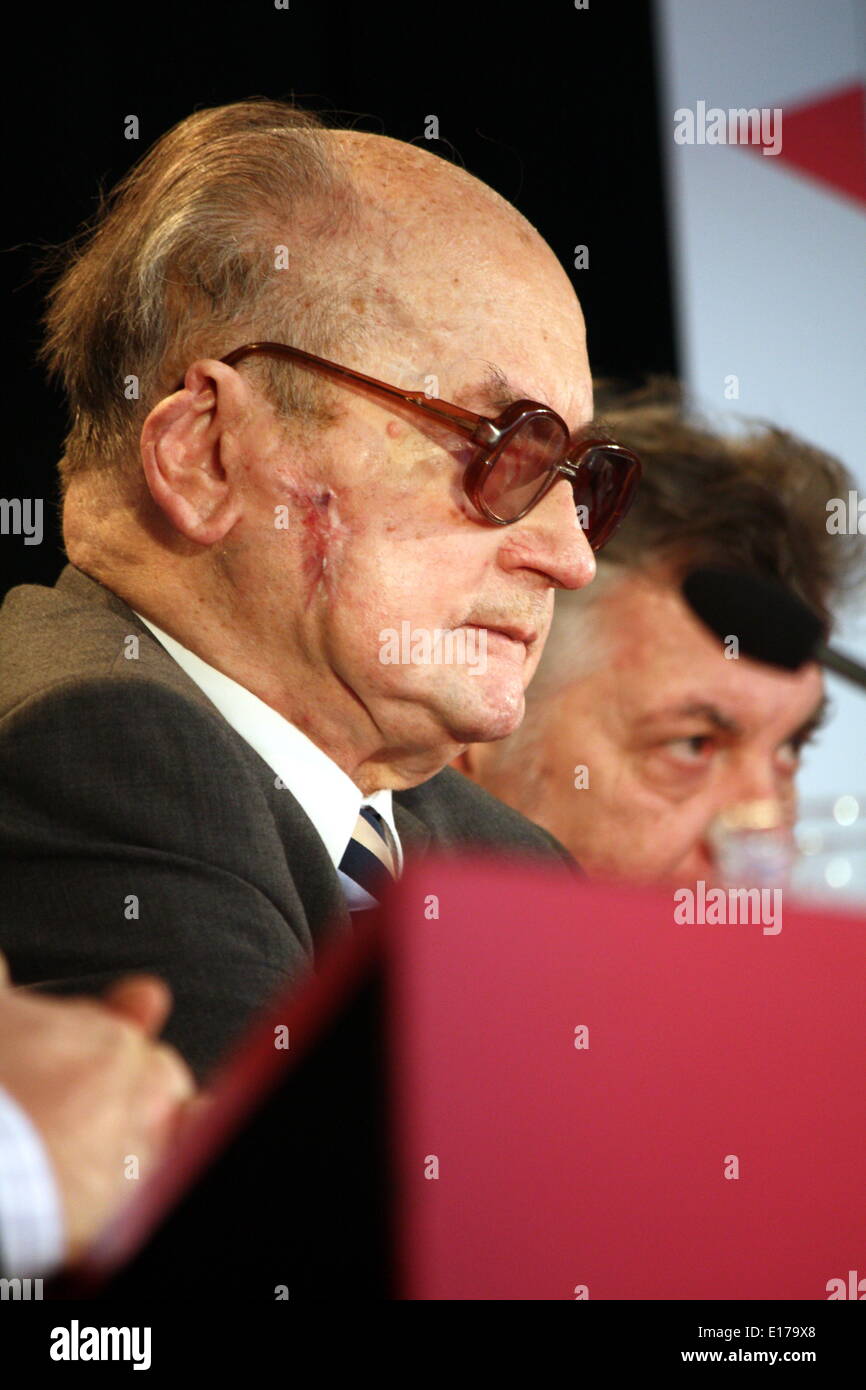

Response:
(0, 564), (576, 1080)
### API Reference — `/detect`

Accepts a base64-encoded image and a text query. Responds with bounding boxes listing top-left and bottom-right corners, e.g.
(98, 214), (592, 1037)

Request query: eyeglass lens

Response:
(478, 415), (567, 523)
(478, 416), (637, 548)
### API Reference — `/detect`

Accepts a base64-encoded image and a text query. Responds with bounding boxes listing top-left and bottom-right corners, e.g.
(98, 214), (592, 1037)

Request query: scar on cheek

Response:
(297, 488), (343, 590)
(300, 488), (335, 540)
(278, 483), (335, 515)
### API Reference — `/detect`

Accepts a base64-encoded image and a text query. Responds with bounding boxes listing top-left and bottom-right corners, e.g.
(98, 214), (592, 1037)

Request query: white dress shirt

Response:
(131, 612), (404, 905)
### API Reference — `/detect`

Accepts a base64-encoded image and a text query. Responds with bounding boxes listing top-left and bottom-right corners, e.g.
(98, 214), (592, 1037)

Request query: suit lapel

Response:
(393, 800), (433, 862)
(263, 775), (351, 937)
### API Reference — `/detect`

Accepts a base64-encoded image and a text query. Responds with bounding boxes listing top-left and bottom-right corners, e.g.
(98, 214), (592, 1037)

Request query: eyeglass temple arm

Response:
(175, 341), (487, 442)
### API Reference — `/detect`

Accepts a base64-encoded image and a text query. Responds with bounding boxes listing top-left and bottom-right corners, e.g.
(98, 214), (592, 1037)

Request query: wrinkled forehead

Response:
(359, 198), (583, 338)
(330, 131), (590, 423)
(605, 576), (825, 731)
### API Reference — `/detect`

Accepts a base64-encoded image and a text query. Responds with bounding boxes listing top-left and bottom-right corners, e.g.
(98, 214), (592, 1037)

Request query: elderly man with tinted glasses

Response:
(0, 100), (639, 1083)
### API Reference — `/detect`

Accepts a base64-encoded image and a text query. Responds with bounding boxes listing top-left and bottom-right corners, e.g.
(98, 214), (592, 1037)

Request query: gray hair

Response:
(36, 99), (366, 493)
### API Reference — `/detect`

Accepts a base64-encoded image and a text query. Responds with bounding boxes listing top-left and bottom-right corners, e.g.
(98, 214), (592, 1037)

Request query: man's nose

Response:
(701, 759), (795, 863)
(500, 476), (596, 589)
(724, 754), (788, 810)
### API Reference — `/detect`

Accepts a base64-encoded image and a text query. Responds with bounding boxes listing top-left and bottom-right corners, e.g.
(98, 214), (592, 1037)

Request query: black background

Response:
(5, 0), (676, 596)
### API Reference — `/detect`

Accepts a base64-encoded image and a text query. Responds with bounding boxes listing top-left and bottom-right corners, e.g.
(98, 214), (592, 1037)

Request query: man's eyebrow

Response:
(475, 362), (525, 411)
(639, 702), (743, 734)
(638, 695), (830, 745)
(474, 362), (602, 440)
(787, 694), (830, 746)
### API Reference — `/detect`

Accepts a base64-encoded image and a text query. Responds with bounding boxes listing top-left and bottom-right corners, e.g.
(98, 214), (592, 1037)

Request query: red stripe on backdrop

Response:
(740, 82), (866, 207)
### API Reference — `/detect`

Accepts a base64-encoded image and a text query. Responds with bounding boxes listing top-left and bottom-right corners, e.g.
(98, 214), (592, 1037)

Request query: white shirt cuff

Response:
(0, 1083), (66, 1278)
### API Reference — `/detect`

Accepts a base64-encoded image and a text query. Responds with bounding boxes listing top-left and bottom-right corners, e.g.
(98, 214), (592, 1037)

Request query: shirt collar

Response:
(131, 612), (402, 873)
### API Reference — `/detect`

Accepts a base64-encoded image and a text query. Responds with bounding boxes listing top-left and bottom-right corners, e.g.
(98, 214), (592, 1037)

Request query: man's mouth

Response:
(463, 622), (537, 647)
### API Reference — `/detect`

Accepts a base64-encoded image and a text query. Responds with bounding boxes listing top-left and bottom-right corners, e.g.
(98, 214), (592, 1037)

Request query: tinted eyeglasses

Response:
(174, 341), (641, 550)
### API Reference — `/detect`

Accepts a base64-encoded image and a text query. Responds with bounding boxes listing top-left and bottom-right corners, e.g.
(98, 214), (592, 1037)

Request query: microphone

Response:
(681, 567), (866, 694)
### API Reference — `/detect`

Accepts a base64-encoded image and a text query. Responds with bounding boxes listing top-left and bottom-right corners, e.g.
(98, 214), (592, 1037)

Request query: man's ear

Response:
(139, 360), (247, 545)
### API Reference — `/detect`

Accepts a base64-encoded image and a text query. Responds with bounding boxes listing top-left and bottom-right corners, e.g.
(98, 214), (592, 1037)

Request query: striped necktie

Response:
(338, 804), (399, 910)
